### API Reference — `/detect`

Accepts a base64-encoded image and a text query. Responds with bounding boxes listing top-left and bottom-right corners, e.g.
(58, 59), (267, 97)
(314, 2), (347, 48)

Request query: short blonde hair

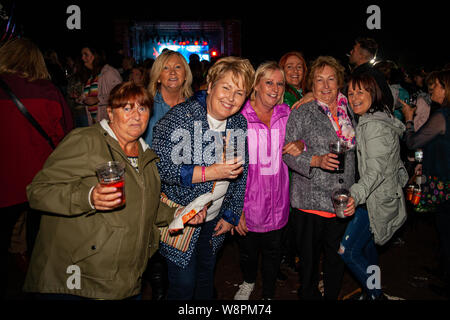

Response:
(250, 61), (285, 105)
(306, 56), (345, 91)
(147, 50), (193, 99)
(206, 56), (255, 96)
(0, 38), (50, 81)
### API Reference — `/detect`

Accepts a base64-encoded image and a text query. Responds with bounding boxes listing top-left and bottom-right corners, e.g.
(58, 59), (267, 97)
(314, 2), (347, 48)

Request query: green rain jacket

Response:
(23, 121), (175, 299)
(350, 111), (408, 245)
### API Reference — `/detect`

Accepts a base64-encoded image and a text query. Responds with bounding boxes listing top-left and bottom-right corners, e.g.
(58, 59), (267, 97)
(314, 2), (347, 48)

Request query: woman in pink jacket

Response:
(233, 62), (304, 300)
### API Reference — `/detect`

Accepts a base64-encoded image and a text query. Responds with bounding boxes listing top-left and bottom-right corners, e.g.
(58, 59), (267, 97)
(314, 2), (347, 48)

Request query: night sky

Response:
(7, 0), (449, 71)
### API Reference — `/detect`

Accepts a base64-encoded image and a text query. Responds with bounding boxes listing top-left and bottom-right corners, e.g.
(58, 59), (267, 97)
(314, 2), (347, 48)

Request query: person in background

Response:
(278, 51), (308, 275)
(121, 56), (136, 82)
(233, 61), (304, 300)
(348, 37), (394, 109)
(0, 38), (73, 298)
(152, 56), (254, 300)
(66, 57), (88, 127)
(400, 69), (450, 298)
(77, 45), (122, 125)
(339, 73), (408, 300)
(375, 60), (409, 121)
(141, 50), (193, 300)
(129, 64), (145, 87)
(283, 56), (356, 300)
(279, 51), (307, 108)
(23, 82), (205, 300)
(142, 50), (193, 147)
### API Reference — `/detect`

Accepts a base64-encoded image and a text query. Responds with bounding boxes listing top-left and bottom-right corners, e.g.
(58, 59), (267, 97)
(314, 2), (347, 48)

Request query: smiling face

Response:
(283, 55), (304, 89)
(347, 82), (372, 116)
(254, 69), (285, 110)
(81, 47), (95, 70)
(312, 65), (339, 106)
(158, 55), (186, 93)
(206, 71), (246, 121)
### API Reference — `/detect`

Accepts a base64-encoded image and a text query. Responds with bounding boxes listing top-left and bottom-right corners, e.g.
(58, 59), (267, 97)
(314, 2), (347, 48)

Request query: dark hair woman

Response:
(77, 45), (122, 125)
(340, 72), (408, 300)
(400, 69), (450, 297)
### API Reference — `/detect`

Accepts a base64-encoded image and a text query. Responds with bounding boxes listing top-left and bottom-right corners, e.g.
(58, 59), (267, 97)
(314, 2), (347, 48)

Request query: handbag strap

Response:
(0, 78), (55, 149)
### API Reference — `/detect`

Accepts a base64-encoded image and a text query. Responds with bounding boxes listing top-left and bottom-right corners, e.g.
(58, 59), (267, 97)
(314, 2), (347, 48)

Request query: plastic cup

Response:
(332, 188), (351, 218)
(95, 161), (126, 205)
(329, 140), (347, 172)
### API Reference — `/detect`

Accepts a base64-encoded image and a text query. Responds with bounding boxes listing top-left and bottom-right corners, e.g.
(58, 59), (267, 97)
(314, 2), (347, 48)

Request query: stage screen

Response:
(152, 41), (211, 61)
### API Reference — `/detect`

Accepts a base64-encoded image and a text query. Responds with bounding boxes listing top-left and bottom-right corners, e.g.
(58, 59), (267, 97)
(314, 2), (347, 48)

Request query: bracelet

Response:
(201, 166), (206, 182)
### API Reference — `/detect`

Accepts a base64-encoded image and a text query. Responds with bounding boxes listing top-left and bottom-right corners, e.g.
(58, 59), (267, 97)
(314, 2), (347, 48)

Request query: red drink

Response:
(96, 161), (126, 207)
(102, 179), (125, 204)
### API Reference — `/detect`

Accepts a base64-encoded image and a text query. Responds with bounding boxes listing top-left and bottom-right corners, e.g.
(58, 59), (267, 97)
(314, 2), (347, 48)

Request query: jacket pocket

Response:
(397, 164), (409, 188)
(70, 223), (125, 281)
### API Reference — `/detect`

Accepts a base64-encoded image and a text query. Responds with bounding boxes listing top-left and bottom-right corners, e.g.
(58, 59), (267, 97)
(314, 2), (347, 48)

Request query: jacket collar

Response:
(98, 120), (159, 163)
(241, 99), (290, 125)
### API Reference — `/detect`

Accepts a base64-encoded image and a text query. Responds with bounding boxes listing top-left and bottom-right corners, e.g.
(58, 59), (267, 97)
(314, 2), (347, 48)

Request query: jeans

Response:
(238, 229), (283, 299)
(339, 206), (382, 298)
(166, 219), (218, 300)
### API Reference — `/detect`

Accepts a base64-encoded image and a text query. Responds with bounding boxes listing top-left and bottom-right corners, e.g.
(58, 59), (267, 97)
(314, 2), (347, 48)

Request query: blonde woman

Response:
(233, 61), (304, 300)
(143, 50), (193, 147)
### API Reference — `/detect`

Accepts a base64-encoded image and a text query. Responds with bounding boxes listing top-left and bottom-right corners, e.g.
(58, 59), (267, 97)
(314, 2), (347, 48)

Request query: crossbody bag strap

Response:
(0, 78), (55, 149)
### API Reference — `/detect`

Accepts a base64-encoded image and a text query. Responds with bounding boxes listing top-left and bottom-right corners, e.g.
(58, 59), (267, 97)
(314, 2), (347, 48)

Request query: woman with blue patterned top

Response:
(152, 56), (255, 300)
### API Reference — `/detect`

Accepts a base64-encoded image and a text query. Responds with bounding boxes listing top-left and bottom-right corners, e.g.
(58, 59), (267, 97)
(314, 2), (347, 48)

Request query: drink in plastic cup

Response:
(329, 140), (347, 173)
(95, 161), (126, 205)
(332, 188), (351, 218)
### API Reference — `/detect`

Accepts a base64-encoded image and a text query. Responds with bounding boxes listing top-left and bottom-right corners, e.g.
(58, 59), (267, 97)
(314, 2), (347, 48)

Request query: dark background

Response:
(5, 0), (449, 71)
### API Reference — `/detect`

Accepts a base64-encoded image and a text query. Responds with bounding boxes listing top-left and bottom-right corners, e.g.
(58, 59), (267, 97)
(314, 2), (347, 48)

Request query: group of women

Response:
(4, 36), (449, 300)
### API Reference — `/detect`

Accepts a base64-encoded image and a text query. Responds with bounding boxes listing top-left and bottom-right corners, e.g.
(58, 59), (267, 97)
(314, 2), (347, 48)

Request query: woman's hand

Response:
(207, 158), (244, 181)
(398, 99), (416, 122)
(185, 205), (207, 225)
(292, 92), (314, 110)
(283, 140), (305, 157)
(414, 164), (423, 177)
(91, 183), (123, 211)
(344, 196), (356, 217)
(213, 218), (234, 236)
(311, 153), (340, 171)
(231, 212), (248, 236)
(84, 96), (99, 106)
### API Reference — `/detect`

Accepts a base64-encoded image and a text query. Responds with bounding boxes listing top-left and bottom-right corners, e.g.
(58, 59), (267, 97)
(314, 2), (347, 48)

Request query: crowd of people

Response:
(0, 35), (449, 301)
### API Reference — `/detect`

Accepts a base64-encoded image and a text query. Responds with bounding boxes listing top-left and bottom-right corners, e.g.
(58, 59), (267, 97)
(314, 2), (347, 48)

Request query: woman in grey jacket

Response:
(340, 73), (408, 300)
(283, 56), (356, 300)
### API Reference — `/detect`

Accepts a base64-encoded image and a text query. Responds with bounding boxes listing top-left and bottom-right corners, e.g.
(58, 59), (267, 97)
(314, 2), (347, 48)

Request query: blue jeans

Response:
(339, 207), (382, 298)
(166, 219), (218, 300)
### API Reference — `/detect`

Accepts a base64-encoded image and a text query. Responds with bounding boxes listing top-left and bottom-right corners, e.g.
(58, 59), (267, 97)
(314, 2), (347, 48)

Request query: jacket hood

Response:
(97, 119), (159, 163)
(358, 111), (405, 136)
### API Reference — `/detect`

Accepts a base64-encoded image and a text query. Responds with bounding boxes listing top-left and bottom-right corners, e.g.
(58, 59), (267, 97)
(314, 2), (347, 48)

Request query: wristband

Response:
(201, 166), (206, 182)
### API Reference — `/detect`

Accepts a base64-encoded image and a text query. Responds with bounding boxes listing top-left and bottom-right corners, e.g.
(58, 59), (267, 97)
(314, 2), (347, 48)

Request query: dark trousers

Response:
(166, 219), (218, 300)
(0, 203), (25, 298)
(237, 228), (283, 299)
(293, 210), (348, 300)
(435, 204), (450, 280)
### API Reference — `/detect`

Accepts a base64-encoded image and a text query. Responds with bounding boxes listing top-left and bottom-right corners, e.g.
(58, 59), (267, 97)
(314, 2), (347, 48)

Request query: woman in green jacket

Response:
(279, 51), (307, 108)
(23, 82), (205, 300)
(339, 73), (408, 300)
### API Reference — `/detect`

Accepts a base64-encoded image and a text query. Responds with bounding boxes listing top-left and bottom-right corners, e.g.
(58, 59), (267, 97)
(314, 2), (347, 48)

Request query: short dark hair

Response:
(347, 73), (392, 115)
(355, 37), (378, 58)
(108, 81), (153, 110)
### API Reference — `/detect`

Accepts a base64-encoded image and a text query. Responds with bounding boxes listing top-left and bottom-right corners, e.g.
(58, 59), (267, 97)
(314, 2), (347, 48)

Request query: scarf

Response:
(316, 92), (356, 148)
